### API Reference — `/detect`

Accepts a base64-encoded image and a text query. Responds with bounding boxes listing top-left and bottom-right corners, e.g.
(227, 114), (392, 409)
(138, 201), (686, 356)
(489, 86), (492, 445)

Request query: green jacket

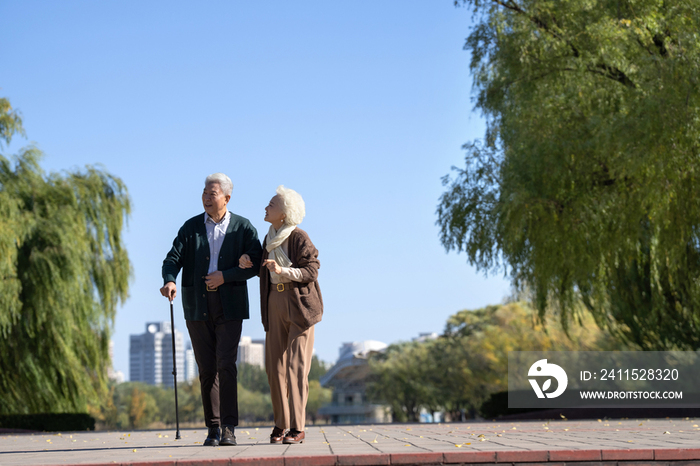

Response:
(162, 212), (262, 321)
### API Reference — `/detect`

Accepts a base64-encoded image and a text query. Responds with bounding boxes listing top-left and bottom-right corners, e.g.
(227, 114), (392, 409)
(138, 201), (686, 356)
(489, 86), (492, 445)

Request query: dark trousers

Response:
(186, 290), (243, 428)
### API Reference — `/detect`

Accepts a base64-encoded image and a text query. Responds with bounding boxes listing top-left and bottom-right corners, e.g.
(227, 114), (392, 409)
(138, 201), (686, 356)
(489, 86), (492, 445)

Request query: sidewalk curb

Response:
(25, 448), (700, 466)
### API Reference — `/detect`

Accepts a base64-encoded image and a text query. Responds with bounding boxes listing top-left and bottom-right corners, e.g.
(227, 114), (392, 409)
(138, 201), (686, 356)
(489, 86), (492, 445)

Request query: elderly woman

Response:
(240, 185), (322, 445)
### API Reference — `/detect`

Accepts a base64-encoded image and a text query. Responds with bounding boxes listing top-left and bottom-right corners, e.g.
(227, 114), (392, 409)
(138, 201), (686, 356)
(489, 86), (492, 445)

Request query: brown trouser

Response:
(266, 285), (315, 432)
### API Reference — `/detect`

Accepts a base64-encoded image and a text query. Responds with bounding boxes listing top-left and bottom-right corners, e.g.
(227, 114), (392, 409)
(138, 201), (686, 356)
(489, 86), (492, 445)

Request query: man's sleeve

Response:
(222, 223), (263, 282)
(162, 226), (185, 284)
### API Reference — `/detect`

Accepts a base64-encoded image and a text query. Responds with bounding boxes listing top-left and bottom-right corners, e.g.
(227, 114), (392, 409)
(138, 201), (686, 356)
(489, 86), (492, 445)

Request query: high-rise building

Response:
(129, 322), (185, 387)
(184, 341), (198, 383)
(238, 336), (265, 369)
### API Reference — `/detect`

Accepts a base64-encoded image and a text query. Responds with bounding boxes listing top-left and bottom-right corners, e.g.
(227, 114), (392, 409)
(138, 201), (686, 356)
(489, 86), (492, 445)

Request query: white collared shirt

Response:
(204, 211), (231, 274)
(269, 233), (303, 284)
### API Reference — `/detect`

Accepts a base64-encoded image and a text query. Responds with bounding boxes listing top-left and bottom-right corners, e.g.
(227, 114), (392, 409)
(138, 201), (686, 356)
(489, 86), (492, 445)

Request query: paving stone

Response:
(2, 419), (700, 465)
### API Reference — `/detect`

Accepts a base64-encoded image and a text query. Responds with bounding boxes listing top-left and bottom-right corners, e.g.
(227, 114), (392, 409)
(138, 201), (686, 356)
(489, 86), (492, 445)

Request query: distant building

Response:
(111, 370), (126, 384)
(238, 336), (265, 369)
(107, 340), (126, 384)
(413, 332), (438, 343)
(318, 341), (390, 424)
(184, 341), (198, 383)
(129, 322), (185, 387)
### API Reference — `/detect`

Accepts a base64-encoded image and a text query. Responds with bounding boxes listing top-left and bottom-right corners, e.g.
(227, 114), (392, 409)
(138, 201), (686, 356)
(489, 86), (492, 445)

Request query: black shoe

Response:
(220, 425), (237, 446)
(203, 426), (220, 446)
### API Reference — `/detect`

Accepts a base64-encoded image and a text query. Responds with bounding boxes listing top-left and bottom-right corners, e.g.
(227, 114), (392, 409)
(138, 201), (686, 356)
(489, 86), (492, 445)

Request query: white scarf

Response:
(265, 224), (296, 268)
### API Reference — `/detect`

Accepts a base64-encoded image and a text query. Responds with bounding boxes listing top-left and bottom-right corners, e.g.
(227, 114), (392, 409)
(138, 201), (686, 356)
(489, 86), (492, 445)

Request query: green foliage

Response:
(238, 383), (274, 423)
(367, 341), (439, 422)
(92, 381), (204, 429)
(238, 363), (270, 394)
(0, 97), (131, 415)
(308, 355), (330, 382)
(368, 302), (628, 420)
(0, 99), (24, 147)
(128, 387), (159, 429)
(306, 380), (332, 425)
(438, 1), (700, 349)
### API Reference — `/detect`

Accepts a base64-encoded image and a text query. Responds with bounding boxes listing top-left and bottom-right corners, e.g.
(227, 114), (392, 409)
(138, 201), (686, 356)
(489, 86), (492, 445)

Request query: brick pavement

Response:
(1, 418), (699, 466)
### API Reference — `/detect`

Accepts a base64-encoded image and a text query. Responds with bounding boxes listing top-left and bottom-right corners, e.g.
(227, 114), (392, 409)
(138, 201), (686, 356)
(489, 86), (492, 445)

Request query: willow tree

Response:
(437, 1), (700, 349)
(0, 98), (131, 414)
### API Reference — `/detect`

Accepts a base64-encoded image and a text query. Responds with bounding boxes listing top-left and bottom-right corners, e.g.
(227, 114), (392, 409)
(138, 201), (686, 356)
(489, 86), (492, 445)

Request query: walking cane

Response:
(169, 298), (182, 440)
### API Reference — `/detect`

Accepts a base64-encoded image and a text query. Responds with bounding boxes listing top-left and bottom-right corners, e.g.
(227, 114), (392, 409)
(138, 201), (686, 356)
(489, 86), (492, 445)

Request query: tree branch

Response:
(491, 0), (580, 57)
(491, 0), (636, 89)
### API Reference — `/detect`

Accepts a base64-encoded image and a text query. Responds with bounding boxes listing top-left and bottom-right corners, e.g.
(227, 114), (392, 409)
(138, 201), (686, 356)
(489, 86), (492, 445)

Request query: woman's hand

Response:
(239, 254), (253, 269)
(263, 259), (282, 275)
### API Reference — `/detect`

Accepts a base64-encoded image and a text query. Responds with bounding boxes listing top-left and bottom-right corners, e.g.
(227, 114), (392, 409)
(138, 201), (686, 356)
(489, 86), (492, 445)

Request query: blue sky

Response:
(0, 0), (511, 376)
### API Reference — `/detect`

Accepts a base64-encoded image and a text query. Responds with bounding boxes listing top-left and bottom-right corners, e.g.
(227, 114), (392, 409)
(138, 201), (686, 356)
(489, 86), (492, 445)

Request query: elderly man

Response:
(160, 173), (262, 447)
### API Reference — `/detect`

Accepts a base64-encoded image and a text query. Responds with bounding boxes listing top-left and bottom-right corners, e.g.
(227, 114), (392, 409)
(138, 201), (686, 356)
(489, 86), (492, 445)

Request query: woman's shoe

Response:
(270, 426), (286, 444)
(283, 429), (305, 444)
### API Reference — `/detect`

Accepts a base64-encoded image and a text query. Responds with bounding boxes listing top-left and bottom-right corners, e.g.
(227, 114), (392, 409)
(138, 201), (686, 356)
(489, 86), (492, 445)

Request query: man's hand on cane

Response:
(160, 282), (177, 301)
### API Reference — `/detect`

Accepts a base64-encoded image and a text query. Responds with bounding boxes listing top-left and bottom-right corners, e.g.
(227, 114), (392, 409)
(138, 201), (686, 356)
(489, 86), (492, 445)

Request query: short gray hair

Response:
(276, 185), (305, 226)
(205, 173), (233, 196)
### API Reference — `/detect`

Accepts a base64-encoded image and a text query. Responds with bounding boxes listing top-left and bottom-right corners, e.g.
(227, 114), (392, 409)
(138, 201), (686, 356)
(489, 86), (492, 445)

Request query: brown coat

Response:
(260, 228), (323, 331)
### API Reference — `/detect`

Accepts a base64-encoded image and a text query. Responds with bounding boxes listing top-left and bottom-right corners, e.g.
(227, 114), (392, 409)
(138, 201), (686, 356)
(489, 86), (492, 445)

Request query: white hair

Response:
(205, 173), (233, 196)
(276, 185), (305, 226)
